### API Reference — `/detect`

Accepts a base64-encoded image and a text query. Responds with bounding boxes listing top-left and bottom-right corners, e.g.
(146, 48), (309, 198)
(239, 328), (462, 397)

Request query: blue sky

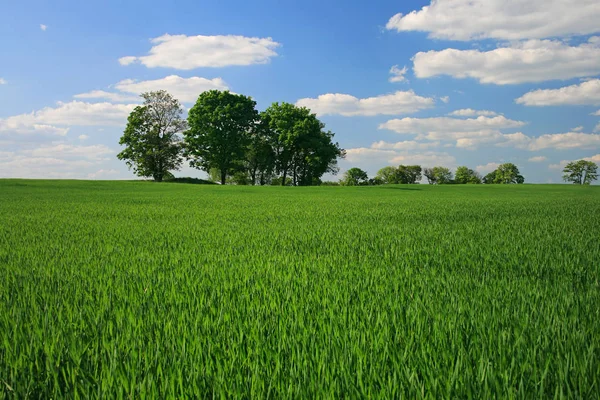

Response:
(1, 0), (599, 182)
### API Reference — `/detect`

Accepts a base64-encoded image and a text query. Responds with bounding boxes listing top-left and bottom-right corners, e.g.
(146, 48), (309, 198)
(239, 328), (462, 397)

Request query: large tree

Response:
(376, 166), (400, 184)
(397, 165), (422, 184)
(455, 166), (482, 184)
(424, 166), (453, 184)
(495, 163), (524, 184)
(562, 160), (598, 185)
(341, 168), (368, 186)
(263, 103), (344, 186)
(184, 90), (258, 185)
(117, 90), (186, 182)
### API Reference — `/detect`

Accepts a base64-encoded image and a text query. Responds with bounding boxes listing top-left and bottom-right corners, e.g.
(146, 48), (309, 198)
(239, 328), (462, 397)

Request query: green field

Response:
(1, 180), (599, 398)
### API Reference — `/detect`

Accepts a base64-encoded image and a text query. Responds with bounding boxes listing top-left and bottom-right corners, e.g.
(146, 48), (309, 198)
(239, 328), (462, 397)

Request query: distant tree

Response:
(495, 163), (524, 184)
(433, 166), (453, 184)
(341, 168), (368, 186)
(455, 166), (482, 184)
(376, 166), (400, 184)
(562, 160), (598, 185)
(483, 171), (497, 184)
(423, 167), (436, 184)
(397, 165), (422, 184)
(184, 90), (258, 185)
(425, 166), (453, 184)
(117, 90), (186, 182)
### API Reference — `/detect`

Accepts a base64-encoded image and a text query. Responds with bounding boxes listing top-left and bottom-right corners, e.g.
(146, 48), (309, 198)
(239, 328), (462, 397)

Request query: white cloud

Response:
(501, 131), (600, 150)
(0, 101), (135, 141)
(371, 140), (440, 151)
(118, 56), (137, 66)
(0, 143), (116, 179)
(448, 109), (498, 117)
(380, 115), (525, 135)
(413, 39), (600, 85)
(516, 79), (600, 106)
(40, 24), (47, 31)
(343, 147), (456, 174)
(114, 75), (228, 103)
(119, 34), (280, 69)
(78, 134), (89, 140)
(386, 0), (600, 41)
(88, 169), (120, 179)
(74, 90), (140, 103)
(572, 126), (584, 132)
(528, 156), (547, 162)
(476, 162), (500, 174)
(378, 115), (526, 149)
(595, 122), (600, 132)
(439, 96), (449, 104)
(0, 78), (6, 85)
(389, 65), (408, 83)
(296, 90), (435, 116)
(549, 154), (600, 170)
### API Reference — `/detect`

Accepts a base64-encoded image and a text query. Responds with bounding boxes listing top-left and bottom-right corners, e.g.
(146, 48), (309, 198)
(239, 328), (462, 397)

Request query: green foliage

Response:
(2, 181), (599, 398)
(424, 166), (453, 184)
(262, 103), (344, 186)
(376, 166), (400, 184)
(117, 90), (186, 182)
(184, 90), (259, 185)
(455, 166), (482, 184)
(396, 165), (422, 184)
(483, 163), (525, 184)
(563, 160), (598, 185)
(340, 167), (368, 186)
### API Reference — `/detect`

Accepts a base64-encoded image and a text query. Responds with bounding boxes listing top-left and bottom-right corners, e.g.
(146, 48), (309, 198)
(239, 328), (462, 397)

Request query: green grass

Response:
(1, 180), (599, 398)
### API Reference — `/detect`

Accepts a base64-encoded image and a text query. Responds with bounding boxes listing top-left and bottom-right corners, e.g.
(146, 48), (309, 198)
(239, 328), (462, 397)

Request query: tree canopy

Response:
(341, 168), (368, 186)
(483, 163), (524, 184)
(184, 90), (259, 185)
(562, 160), (598, 185)
(455, 166), (482, 184)
(117, 91), (186, 182)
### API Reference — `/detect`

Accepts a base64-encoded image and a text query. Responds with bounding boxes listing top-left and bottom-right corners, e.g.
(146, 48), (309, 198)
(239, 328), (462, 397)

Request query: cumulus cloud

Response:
(74, 90), (140, 103)
(439, 96), (449, 104)
(499, 131), (600, 151)
(343, 147), (456, 174)
(386, 0), (600, 41)
(528, 156), (547, 162)
(40, 24), (47, 31)
(0, 143), (117, 179)
(389, 65), (408, 83)
(371, 140), (440, 151)
(114, 75), (228, 103)
(595, 122), (600, 132)
(75, 75), (228, 104)
(476, 162), (500, 174)
(78, 134), (89, 140)
(119, 34), (280, 69)
(0, 78), (6, 85)
(296, 91), (435, 116)
(516, 79), (600, 106)
(448, 109), (498, 117)
(413, 39), (600, 85)
(378, 115), (526, 149)
(548, 154), (600, 170)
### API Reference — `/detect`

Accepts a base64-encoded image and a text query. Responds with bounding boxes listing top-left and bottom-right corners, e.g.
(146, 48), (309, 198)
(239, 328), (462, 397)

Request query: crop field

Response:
(0, 180), (599, 398)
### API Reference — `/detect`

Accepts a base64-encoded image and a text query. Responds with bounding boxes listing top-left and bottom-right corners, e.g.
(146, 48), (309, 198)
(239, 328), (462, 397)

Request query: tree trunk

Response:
(221, 170), (227, 185)
(281, 170), (287, 186)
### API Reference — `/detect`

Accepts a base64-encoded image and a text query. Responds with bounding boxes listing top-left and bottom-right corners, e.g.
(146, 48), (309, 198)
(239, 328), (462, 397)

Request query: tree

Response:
(184, 90), (258, 185)
(424, 166), (453, 184)
(263, 103), (344, 186)
(423, 167), (436, 184)
(376, 166), (400, 184)
(455, 166), (482, 184)
(562, 160), (598, 185)
(341, 168), (368, 186)
(117, 90), (186, 182)
(397, 165), (422, 184)
(247, 118), (276, 185)
(495, 163), (524, 184)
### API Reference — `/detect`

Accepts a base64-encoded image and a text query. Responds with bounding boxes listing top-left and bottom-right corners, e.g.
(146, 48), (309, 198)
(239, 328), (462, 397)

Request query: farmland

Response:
(0, 180), (599, 398)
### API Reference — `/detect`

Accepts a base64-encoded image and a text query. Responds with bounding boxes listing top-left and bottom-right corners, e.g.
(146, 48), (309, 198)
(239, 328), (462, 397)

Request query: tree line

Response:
(118, 90), (345, 185)
(340, 163), (525, 186)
